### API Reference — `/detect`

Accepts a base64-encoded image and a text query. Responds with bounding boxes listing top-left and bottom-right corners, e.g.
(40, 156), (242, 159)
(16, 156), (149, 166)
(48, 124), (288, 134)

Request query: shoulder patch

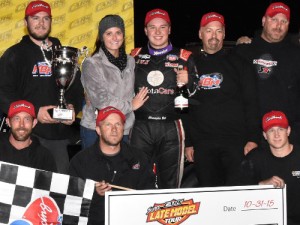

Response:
(179, 49), (192, 61)
(130, 47), (142, 57)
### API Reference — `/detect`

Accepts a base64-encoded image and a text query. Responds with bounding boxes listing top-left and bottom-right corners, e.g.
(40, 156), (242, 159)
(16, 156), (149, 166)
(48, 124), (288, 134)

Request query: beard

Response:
(27, 25), (51, 41)
(11, 128), (31, 142)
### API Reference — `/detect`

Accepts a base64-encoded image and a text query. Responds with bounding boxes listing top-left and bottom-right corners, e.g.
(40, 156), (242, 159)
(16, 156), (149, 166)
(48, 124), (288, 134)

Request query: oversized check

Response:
(105, 185), (286, 225)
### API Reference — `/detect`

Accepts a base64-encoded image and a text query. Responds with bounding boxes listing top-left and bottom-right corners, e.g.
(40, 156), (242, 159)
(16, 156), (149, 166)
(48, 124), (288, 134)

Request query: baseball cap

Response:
(96, 106), (126, 125)
(7, 100), (36, 119)
(25, 0), (52, 17)
(200, 12), (225, 27)
(144, 8), (171, 26)
(262, 110), (289, 132)
(265, 2), (290, 21)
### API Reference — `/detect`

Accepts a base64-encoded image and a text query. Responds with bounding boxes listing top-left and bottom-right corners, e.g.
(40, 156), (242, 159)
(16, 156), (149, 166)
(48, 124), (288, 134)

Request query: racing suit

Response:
(130, 45), (196, 188)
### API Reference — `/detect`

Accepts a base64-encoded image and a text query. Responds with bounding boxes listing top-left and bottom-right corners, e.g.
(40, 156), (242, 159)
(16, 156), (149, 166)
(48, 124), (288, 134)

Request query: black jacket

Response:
(185, 48), (260, 146)
(0, 134), (57, 172)
(68, 141), (156, 225)
(0, 35), (84, 140)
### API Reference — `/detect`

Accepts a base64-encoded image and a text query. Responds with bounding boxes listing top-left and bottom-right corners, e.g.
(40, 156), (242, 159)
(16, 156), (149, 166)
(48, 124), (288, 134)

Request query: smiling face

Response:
(25, 11), (52, 41)
(199, 21), (225, 54)
(144, 17), (170, 49)
(6, 111), (37, 142)
(263, 126), (290, 152)
(102, 27), (124, 57)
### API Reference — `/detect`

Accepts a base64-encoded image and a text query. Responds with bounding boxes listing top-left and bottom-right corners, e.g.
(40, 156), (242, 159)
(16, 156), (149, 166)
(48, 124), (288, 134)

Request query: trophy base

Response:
(48, 108), (73, 120)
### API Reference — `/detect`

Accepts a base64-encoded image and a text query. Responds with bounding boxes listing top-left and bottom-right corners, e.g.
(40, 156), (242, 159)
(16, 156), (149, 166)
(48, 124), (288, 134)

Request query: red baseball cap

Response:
(96, 106), (126, 125)
(25, 0), (52, 17)
(144, 8), (171, 26)
(8, 100), (36, 119)
(262, 110), (289, 132)
(265, 2), (290, 21)
(200, 12), (225, 27)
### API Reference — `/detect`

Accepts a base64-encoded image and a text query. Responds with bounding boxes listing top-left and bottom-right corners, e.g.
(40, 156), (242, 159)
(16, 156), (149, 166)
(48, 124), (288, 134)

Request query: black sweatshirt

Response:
(0, 134), (57, 172)
(240, 146), (300, 225)
(0, 35), (83, 140)
(185, 49), (260, 146)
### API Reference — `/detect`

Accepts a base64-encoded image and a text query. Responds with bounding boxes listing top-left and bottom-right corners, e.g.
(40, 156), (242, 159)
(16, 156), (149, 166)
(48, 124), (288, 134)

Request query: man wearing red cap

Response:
(69, 106), (155, 225)
(130, 8), (197, 189)
(184, 12), (260, 187)
(235, 2), (300, 145)
(240, 110), (300, 225)
(0, 100), (57, 172)
(0, 0), (84, 174)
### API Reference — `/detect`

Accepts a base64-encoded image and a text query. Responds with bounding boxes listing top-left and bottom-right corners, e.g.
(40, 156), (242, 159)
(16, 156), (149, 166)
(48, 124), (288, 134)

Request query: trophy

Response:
(51, 46), (88, 120)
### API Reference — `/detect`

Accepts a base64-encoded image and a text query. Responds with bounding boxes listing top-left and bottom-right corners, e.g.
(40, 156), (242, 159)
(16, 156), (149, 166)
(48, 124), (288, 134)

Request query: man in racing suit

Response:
(130, 8), (196, 189)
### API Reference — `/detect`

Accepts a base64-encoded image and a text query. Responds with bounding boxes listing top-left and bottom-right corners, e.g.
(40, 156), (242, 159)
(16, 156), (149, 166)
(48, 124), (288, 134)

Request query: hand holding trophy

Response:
(51, 46), (88, 120)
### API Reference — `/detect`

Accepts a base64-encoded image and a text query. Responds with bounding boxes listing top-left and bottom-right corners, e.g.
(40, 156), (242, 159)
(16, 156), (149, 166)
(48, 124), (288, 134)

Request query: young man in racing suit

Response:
(130, 9), (196, 189)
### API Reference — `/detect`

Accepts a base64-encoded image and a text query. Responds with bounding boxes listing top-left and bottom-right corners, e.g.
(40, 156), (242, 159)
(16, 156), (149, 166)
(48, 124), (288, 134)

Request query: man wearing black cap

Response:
(69, 106), (155, 225)
(0, 0), (83, 174)
(0, 100), (57, 172)
(240, 110), (300, 225)
(235, 2), (300, 146)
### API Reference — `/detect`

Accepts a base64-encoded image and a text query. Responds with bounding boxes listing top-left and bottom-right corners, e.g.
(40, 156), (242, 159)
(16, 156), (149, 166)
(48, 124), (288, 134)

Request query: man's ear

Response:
(95, 126), (101, 136)
(263, 131), (267, 140)
(32, 118), (38, 128)
(287, 126), (291, 136)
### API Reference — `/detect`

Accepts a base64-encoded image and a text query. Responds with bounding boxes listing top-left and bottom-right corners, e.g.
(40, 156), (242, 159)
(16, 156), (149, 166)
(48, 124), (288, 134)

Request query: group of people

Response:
(0, 1), (299, 224)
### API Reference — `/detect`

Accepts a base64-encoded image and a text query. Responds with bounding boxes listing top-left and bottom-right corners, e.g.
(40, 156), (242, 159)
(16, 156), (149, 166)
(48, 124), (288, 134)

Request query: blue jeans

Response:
(80, 126), (98, 149)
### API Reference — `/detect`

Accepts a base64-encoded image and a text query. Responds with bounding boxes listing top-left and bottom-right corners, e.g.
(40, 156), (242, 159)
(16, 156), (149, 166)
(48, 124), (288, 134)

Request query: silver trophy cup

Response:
(51, 46), (87, 120)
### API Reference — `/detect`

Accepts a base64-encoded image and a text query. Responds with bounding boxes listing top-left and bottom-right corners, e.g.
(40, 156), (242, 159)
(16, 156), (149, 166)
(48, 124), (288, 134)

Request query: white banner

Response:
(105, 185), (286, 225)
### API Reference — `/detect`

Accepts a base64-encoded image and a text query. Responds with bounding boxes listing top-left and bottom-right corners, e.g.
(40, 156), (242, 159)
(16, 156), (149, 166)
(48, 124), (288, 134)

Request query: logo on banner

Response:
(146, 199), (200, 225)
(10, 196), (62, 225)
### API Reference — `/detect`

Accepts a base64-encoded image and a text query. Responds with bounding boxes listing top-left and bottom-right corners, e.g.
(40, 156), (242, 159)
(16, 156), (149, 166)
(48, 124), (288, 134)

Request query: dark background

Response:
(133, 0), (300, 48)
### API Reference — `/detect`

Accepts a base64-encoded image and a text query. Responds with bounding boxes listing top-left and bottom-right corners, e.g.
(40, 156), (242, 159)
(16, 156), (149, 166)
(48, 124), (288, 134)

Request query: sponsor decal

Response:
(0, 14), (12, 24)
(69, 14), (92, 29)
(0, 0), (12, 8)
(146, 199), (200, 225)
(69, 30), (92, 45)
(199, 73), (223, 89)
(165, 62), (179, 68)
(10, 196), (62, 225)
(32, 62), (52, 77)
(51, 0), (66, 8)
(147, 87), (174, 95)
(147, 70), (164, 87)
(69, 0), (91, 12)
(179, 49), (192, 61)
(292, 171), (300, 178)
(137, 59), (150, 65)
(95, 0), (117, 12)
(166, 54), (178, 61)
(122, 1), (133, 11)
(52, 14), (66, 25)
(253, 54), (276, 80)
(0, 29), (12, 41)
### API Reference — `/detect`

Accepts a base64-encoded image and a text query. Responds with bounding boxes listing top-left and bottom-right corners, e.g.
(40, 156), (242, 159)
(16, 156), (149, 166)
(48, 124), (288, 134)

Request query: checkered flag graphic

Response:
(0, 161), (95, 224)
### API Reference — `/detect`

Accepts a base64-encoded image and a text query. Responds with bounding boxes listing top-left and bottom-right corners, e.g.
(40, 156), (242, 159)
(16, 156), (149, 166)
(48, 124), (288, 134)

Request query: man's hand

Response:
(60, 104), (75, 125)
(236, 36), (252, 45)
(95, 180), (112, 196)
(37, 105), (59, 124)
(174, 67), (188, 85)
(185, 146), (194, 162)
(132, 87), (149, 110)
(244, 141), (258, 155)
(259, 176), (285, 188)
